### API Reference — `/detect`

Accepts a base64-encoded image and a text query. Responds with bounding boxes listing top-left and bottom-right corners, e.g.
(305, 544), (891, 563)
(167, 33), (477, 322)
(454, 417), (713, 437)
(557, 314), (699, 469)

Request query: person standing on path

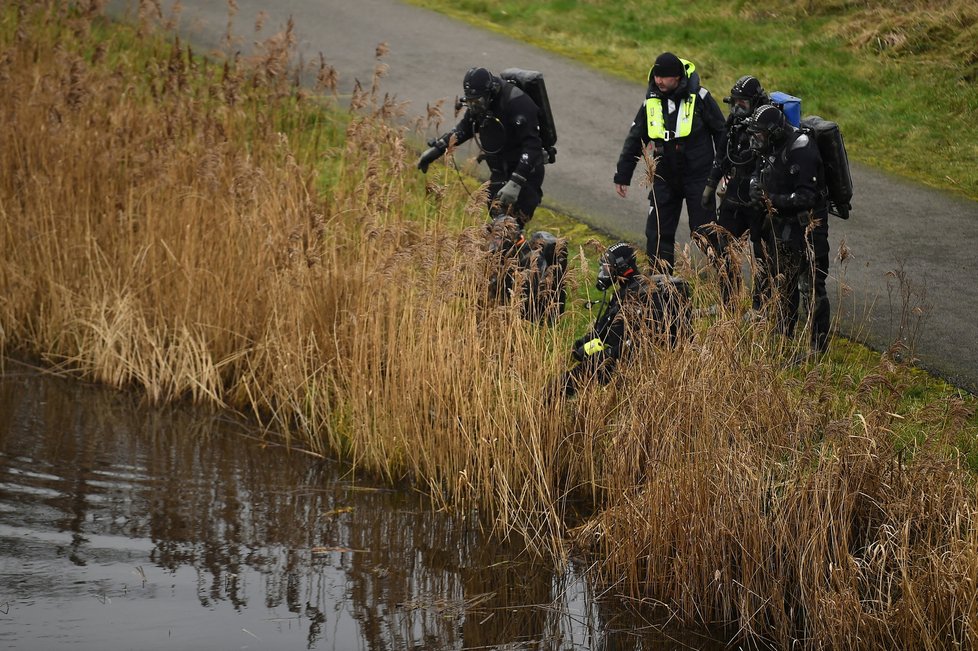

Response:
(747, 104), (831, 356)
(705, 74), (777, 306)
(613, 52), (726, 273)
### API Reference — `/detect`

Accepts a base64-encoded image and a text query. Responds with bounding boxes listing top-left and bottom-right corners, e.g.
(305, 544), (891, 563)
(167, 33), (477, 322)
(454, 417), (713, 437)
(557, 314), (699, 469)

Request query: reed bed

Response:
(1, 3), (977, 648)
(574, 332), (978, 648)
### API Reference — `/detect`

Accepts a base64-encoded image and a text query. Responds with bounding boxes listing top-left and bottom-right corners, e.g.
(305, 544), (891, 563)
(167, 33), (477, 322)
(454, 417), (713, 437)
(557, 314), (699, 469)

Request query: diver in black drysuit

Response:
(417, 67), (545, 227)
(747, 104), (831, 354)
(563, 243), (690, 396)
(704, 74), (777, 306)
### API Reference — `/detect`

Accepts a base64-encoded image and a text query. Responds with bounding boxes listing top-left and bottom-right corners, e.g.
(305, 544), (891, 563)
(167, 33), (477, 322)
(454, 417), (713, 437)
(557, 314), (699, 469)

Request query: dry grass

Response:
(753, 0), (978, 68)
(1, 3), (977, 648)
(575, 341), (978, 647)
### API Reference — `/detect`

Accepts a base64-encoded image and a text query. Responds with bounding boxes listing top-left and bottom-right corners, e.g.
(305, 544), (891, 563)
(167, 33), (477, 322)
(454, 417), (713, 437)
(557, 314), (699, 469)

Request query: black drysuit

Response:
(707, 113), (777, 305)
(446, 83), (545, 225)
(614, 66), (726, 272)
(564, 275), (689, 396)
(754, 128), (831, 352)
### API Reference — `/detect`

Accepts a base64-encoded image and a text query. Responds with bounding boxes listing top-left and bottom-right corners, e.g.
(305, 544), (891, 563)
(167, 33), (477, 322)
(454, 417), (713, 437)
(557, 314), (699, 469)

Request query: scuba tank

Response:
(485, 215), (567, 323)
(640, 274), (693, 346)
(800, 115), (854, 219)
(500, 68), (558, 163)
(523, 230), (568, 322)
(769, 90), (802, 127)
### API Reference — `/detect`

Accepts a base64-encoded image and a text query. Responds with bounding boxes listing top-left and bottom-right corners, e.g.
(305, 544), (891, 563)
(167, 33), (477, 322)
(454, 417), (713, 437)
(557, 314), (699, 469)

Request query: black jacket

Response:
(614, 64), (726, 186)
(757, 129), (827, 215)
(573, 275), (690, 363)
(449, 82), (544, 180)
(573, 277), (645, 364)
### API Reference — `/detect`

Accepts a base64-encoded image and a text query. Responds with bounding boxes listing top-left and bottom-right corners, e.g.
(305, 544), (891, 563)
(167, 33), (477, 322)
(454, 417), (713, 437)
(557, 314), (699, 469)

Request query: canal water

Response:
(0, 367), (727, 650)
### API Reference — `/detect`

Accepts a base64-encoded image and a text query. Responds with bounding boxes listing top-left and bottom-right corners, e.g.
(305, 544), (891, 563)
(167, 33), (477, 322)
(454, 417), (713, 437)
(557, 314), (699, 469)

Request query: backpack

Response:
(769, 91), (802, 127)
(800, 115), (854, 220)
(486, 217), (568, 323)
(499, 68), (558, 164)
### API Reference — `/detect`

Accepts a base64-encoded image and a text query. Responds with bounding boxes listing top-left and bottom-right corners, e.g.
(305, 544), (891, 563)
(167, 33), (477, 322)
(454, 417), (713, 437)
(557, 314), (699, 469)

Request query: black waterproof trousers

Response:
(646, 173), (718, 273)
(716, 200), (777, 307)
(773, 217), (830, 352)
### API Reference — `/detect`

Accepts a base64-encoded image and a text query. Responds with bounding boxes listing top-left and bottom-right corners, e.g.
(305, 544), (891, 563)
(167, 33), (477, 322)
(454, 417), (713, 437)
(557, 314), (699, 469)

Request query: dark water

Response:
(0, 368), (726, 650)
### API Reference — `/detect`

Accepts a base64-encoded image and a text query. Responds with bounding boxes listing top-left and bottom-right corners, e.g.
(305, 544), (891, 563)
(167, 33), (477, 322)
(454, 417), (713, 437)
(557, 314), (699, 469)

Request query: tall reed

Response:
(1, 3), (976, 648)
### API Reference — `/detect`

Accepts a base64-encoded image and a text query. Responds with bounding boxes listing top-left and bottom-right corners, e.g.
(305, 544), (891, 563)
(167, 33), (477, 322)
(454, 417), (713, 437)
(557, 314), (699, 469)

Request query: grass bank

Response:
(2, 3), (978, 648)
(408, 0), (978, 199)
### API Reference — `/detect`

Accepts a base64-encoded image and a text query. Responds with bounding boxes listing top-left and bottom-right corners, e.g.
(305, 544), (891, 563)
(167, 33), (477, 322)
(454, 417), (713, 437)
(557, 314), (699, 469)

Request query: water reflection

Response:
(0, 367), (727, 650)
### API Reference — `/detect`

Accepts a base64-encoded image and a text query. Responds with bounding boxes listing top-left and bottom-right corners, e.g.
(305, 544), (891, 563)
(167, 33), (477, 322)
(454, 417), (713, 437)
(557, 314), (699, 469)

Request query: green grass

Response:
(407, 0), (978, 198)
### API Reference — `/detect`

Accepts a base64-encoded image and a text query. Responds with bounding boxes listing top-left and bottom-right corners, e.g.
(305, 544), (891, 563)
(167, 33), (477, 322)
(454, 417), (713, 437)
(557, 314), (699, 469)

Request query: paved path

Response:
(113, 0), (978, 392)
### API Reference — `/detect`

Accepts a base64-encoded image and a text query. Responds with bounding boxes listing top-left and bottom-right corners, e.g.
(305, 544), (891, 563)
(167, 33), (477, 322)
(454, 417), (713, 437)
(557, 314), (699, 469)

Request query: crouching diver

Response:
(417, 66), (546, 228)
(562, 243), (691, 397)
(485, 214), (568, 322)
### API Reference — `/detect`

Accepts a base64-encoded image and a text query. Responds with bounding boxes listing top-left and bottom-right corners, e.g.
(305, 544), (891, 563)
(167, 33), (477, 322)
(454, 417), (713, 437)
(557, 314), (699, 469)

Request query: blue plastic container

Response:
(770, 91), (802, 127)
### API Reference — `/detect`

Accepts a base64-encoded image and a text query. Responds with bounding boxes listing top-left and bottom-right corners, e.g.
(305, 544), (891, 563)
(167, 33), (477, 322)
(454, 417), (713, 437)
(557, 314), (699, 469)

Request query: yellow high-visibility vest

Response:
(646, 58), (698, 141)
(646, 94), (697, 141)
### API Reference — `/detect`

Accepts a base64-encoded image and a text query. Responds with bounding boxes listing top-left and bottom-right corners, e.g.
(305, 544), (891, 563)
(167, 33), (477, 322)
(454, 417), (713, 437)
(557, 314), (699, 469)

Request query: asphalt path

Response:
(110, 0), (978, 392)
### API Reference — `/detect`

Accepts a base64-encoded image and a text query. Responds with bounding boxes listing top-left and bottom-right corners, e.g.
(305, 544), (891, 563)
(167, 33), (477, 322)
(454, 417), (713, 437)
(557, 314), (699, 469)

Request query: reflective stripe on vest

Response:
(646, 94), (697, 141)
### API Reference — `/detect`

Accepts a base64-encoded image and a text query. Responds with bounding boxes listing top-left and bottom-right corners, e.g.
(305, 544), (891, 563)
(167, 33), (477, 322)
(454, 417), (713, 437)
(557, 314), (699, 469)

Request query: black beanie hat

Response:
(652, 52), (684, 78)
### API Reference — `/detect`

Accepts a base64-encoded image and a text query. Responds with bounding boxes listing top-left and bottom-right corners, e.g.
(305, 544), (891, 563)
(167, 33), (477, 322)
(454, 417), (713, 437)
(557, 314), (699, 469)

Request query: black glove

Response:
(417, 145), (443, 173)
(571, 346), (585, 363)
(700, 183), (717, 209)
(417, 136), (449, 173)
(496, 173), (525, 207)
